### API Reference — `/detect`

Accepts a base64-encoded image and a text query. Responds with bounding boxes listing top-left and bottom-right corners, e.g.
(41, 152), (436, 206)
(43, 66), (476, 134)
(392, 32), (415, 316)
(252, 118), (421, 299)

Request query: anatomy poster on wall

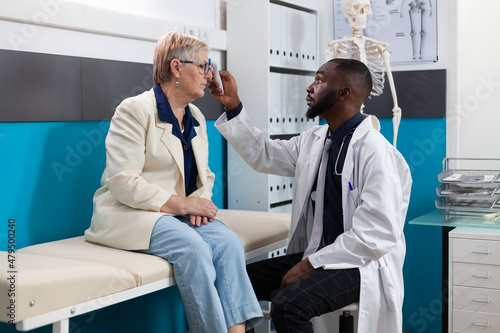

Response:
(333, 0), (438, 63)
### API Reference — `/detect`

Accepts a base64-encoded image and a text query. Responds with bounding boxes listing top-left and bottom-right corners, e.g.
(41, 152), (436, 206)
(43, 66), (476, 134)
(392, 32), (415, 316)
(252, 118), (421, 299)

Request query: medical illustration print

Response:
(333, 0), (438, 63)
(326, 0), (402, 147)
(400, 0), (433, 60)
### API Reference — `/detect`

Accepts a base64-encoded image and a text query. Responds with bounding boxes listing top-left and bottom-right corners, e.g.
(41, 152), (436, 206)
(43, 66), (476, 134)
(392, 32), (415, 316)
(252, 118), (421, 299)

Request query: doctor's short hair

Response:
(153, 31), (209, 85)
(328, 58), (373, 98)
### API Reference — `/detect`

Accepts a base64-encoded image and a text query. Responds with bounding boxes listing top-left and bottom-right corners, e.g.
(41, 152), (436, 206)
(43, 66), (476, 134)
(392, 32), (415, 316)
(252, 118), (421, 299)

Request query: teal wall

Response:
(379, 117), (446, 333)
(0, 116), (445, 332)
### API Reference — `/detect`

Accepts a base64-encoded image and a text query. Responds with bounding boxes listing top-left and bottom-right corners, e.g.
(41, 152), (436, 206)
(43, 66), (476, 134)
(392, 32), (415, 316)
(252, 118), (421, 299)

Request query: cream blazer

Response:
(85, 89), (215, 250)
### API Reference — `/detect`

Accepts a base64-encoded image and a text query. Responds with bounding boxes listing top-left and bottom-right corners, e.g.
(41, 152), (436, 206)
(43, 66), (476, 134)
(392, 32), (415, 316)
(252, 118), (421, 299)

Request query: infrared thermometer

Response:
(210, 59), (224, 93)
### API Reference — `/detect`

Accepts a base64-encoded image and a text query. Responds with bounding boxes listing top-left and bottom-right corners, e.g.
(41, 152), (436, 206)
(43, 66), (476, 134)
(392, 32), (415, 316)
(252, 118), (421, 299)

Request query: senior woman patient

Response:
(85, 31), (262, 333)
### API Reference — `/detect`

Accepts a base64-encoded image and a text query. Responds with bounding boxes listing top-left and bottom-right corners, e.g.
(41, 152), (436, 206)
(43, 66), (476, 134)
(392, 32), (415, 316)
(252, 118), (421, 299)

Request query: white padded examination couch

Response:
(0, 209), (291, 332)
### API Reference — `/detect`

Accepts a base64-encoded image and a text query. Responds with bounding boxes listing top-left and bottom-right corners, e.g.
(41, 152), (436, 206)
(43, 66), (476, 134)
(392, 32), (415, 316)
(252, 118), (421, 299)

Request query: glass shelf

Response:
(409, 210), (500, 228)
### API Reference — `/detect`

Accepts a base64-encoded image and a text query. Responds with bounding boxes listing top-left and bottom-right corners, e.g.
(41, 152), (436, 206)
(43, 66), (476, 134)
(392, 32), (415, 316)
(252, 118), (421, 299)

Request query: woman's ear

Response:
(170, 59), (182, 78)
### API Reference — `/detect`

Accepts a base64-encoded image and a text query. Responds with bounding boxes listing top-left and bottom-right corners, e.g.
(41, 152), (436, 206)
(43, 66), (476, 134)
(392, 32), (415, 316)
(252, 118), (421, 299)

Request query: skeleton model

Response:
(400, 0), (433, 60)
(325, 0), (401, 147)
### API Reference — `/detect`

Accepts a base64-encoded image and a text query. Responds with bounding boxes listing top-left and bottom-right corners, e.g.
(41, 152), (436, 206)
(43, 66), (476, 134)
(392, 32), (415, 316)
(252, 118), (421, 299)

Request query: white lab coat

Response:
(215, 108), (412, 333)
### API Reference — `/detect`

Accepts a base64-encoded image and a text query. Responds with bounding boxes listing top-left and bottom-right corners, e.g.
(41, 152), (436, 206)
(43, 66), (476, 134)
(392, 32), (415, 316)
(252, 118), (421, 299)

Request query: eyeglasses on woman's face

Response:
(179, 59), (213, 74)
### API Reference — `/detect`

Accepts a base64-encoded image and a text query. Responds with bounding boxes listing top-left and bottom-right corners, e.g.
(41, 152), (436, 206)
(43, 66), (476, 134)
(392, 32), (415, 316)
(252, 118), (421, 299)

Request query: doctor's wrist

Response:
(224, 101), (243, 120)
(224, 97), (241, 112)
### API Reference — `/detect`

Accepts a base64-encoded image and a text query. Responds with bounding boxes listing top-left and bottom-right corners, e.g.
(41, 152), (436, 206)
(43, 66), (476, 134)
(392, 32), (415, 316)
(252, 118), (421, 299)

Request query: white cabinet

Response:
(449, 227), (500, 332)
(226, 0), (319, 212)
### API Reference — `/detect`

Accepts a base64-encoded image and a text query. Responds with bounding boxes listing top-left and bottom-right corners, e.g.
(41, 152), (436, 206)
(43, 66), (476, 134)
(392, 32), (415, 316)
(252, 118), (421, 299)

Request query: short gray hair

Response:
(153, 31), (209, 84)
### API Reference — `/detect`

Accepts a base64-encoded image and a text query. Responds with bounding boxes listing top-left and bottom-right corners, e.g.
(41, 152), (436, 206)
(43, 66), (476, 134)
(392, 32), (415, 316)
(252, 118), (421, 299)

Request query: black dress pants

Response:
(247, 252), (360, 333)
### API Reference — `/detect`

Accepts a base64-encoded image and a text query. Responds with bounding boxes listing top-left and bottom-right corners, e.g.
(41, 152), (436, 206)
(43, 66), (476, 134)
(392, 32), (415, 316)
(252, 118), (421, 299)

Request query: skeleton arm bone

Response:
(381, 49), (401, 148)
(399, 0), (406, 18)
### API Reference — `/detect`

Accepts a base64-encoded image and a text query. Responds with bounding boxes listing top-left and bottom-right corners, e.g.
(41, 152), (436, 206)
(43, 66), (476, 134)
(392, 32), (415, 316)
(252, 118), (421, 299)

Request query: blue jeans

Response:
(140, 215), (262, 332)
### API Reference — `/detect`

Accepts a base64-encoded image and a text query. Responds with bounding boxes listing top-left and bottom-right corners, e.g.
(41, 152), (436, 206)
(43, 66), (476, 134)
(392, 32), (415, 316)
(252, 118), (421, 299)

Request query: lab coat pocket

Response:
(379, 265), (398, 311)
(347, 187), (361, 207)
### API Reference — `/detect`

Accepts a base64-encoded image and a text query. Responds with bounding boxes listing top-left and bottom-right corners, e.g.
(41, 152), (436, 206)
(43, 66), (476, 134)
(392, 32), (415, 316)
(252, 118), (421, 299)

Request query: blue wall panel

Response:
(1, 121), (108, 248)
(379, 117), (446, 333)
(206, 121), (228, 208)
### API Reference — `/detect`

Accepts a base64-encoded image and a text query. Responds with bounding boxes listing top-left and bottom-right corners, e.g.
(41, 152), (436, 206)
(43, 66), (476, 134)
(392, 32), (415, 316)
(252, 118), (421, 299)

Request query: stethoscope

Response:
(331, 128), (356, 176)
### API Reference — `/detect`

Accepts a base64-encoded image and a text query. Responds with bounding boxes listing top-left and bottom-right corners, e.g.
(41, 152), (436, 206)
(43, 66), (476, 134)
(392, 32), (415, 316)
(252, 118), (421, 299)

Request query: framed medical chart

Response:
(333, 0), (438, 63)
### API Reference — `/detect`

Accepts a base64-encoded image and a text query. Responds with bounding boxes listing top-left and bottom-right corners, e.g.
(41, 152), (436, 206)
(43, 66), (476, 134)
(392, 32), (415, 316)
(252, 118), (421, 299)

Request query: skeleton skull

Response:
(341, 0), (372, 30)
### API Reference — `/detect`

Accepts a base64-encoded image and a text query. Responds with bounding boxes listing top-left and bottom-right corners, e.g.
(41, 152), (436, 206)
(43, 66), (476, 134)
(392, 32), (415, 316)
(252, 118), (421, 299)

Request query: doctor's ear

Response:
(338, 86), (352, 101)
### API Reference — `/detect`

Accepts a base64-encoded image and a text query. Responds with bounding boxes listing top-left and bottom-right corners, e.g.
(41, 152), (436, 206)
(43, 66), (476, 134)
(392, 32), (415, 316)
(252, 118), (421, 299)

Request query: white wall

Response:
(449, 0), (500, 159)
(68, 0), (221, 28)
(0, 0), (226, 64)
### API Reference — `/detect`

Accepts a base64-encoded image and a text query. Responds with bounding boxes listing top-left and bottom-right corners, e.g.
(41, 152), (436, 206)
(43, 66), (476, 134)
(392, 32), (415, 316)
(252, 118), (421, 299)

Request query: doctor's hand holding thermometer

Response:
(209, 70), (241, 111)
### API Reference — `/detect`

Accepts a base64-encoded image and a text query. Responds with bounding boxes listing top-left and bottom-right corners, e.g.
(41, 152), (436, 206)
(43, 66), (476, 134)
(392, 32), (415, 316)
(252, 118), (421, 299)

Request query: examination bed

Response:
(1, 209), (290, 332)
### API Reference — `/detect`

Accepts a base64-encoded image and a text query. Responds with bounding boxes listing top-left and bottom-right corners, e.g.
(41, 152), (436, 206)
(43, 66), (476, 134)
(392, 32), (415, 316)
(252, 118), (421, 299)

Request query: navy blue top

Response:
(153, 84), (200, 196)
(322, 112), (364, 245)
